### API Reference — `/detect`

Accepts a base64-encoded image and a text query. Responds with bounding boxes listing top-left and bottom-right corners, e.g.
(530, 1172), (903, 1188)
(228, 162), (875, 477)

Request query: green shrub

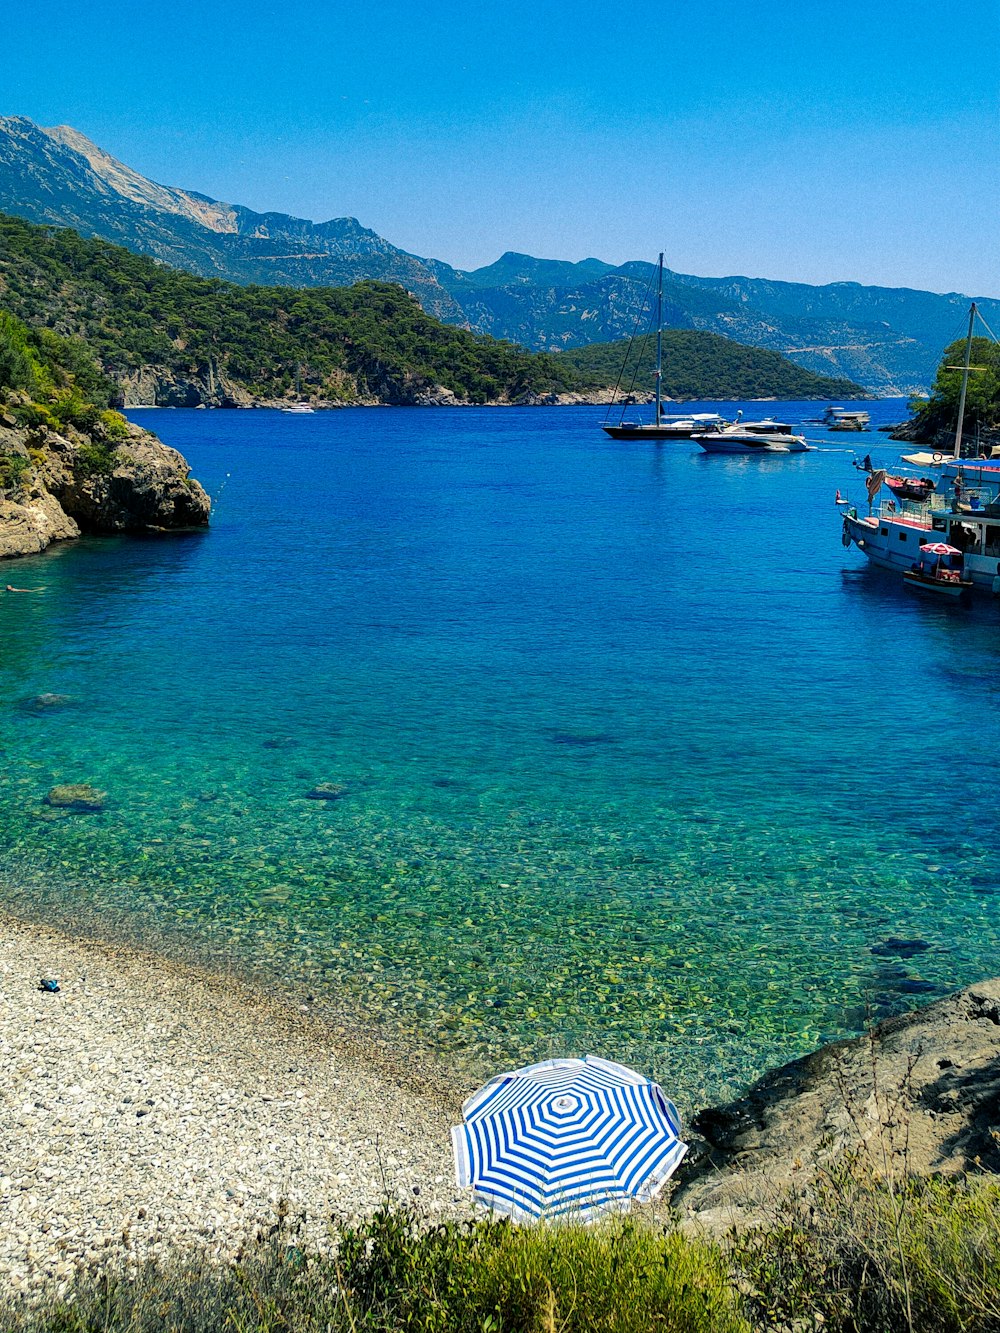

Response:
(453, 1212), (748, 1333)
(75, 439), (120, 477)
(11, 401), (57, 430)
(732, 1165), (1000, 1332)
(49, 387), (100, 432)
(97, 408), (131, 442)
(0, 449), (31, 492)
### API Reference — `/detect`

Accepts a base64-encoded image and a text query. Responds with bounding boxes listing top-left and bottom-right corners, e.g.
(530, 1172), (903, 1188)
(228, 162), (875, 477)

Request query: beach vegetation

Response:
(0, 1206), (747, 1333)
(732, 1166), (1000, 1332)
(5, 1171), (1000, 1333)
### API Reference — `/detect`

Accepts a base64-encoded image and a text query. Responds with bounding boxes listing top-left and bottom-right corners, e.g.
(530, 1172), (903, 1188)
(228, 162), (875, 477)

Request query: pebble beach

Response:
(0, 912), (461, 1294)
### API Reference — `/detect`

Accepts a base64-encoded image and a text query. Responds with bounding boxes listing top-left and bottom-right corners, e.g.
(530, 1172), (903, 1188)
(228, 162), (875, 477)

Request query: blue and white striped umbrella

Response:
(451, 1056), (687, 1222)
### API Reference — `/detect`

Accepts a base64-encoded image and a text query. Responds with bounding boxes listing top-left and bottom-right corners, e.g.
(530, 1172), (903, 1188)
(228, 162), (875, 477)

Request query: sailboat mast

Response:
(655, 252), (663, 427)
(953, 302), (977, 459)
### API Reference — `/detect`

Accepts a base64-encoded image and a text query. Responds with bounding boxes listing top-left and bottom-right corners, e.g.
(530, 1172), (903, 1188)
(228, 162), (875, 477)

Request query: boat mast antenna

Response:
(953, 302), (977, 459)
(655, 252), (664, 428)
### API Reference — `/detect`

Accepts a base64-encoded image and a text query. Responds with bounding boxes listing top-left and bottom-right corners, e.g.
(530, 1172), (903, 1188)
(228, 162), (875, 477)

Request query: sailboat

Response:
(601, 253), (726, 441)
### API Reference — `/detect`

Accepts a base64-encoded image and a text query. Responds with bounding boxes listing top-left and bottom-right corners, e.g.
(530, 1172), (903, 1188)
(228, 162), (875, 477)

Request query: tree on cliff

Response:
(0, 308), (128, 443)
(911, 335), (1000, 442)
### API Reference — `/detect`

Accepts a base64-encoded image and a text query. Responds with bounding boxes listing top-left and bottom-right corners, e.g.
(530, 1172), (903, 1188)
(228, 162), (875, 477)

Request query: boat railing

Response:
(876, 488), (1000, 523)
(876, 497), (939, 522)
(958, 487), (1000, 512)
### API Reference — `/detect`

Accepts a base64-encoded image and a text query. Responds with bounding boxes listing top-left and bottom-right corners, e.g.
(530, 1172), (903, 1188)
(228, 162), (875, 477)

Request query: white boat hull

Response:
(696, 433), (809, 454)
(903, 571), (970, 598)
(842, 509), (1000, 594)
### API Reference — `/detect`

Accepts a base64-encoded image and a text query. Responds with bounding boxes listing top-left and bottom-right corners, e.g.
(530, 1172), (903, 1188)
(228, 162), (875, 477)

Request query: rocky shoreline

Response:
(673, 978), (1000, 1230)
(4, 906), (1000, 1294)
(0, 411), (209, 561)
(118, 380), (641, 409)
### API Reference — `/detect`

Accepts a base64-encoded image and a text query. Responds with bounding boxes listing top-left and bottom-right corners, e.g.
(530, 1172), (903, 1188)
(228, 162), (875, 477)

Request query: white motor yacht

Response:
(695, 419), (809, 454)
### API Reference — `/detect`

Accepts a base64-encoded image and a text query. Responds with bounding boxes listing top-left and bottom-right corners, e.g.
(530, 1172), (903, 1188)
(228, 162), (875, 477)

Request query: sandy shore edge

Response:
(1, 911), (463, 1294)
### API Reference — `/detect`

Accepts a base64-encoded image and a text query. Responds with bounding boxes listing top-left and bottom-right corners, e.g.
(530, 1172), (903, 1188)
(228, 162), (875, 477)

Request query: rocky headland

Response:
(889, 415), (1000, 454)
(673, 979), (1000, 1230)
(0, 402), (210, 560)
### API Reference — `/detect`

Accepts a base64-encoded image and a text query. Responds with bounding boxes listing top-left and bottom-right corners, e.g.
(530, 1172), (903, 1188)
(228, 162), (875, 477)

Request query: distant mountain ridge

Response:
(0, 116), (459, 320)
(1, 115), (995, 393)
(0, 212), (863, 408)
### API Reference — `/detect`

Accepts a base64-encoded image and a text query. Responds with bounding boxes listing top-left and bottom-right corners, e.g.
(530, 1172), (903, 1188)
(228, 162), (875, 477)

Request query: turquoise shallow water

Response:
(2, 402), (1000, 1107)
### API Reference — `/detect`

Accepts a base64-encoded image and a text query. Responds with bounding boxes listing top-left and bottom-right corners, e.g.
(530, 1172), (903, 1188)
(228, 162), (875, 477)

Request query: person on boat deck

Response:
(993, 563), (1000, 597)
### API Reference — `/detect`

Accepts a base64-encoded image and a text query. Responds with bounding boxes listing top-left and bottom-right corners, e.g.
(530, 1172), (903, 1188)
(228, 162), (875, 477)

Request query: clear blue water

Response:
(3, 401), (999, 1107)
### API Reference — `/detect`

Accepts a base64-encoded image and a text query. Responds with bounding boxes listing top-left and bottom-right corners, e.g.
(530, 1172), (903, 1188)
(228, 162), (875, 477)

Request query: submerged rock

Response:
(871, 936), (931, 959)
(45, 783), (106, 811)
(305, 783), (349, 801)
(548, 730), (618, 747)
(673, 980), (1000, 1229)
(20, 693), (74, 713)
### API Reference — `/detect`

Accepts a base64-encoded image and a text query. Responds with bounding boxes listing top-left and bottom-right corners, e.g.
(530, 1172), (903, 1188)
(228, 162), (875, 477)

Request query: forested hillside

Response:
(0, 215), (578, 405)
(558, 330), (865, 400)
(0, 214), (865, 407)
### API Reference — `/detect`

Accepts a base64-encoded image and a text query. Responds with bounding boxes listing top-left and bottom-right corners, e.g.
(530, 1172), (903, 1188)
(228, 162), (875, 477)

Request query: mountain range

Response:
(1, 114), (995, 394)
(0, 213), (862, 408)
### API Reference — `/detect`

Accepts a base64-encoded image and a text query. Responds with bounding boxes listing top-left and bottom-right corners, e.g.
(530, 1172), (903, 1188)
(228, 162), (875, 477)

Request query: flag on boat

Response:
(451, 1056), (687, 1223)
(866, 469), (886, 502)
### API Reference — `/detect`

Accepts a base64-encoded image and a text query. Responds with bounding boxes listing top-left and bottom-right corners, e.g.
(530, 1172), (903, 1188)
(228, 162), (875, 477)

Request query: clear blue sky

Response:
(6, 0), (999, 295)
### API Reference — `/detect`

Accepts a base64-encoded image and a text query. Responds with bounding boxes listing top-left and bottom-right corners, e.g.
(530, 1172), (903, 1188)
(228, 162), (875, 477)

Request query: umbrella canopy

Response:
(918, 542), (962, 556)
(451, 1056), (687, 1223)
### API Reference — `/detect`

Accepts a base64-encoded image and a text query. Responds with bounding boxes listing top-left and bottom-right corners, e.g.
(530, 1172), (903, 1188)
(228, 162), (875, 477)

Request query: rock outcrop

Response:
(0, 415), (209, 560)
(118, 365), (256, 409)
(673, 980), (1000, 1230)
(889, 415), (1000, 453)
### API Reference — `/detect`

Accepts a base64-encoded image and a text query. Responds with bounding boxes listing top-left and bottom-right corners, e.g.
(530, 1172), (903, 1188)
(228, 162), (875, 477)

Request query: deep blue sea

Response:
(3, 401), (999, 1106)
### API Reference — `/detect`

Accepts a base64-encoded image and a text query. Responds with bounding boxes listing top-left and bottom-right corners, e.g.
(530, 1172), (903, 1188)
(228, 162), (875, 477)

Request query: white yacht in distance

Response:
(283, 364), (316, 412)
(695, 415), (810, 454)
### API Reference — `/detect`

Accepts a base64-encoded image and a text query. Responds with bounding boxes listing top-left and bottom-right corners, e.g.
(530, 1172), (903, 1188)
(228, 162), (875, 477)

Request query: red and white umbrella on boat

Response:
(917, 543), (962, 556)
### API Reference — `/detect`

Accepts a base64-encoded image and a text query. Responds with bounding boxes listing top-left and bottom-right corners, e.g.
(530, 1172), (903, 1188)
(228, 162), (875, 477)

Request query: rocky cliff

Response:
(0, 406), (210, 560)
(674, 979), (1000, 1229)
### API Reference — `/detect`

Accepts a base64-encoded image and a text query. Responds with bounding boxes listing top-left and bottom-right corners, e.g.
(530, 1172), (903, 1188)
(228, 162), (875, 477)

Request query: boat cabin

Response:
(824, 406), (871, 430)
(929, 512), (1000, 560)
